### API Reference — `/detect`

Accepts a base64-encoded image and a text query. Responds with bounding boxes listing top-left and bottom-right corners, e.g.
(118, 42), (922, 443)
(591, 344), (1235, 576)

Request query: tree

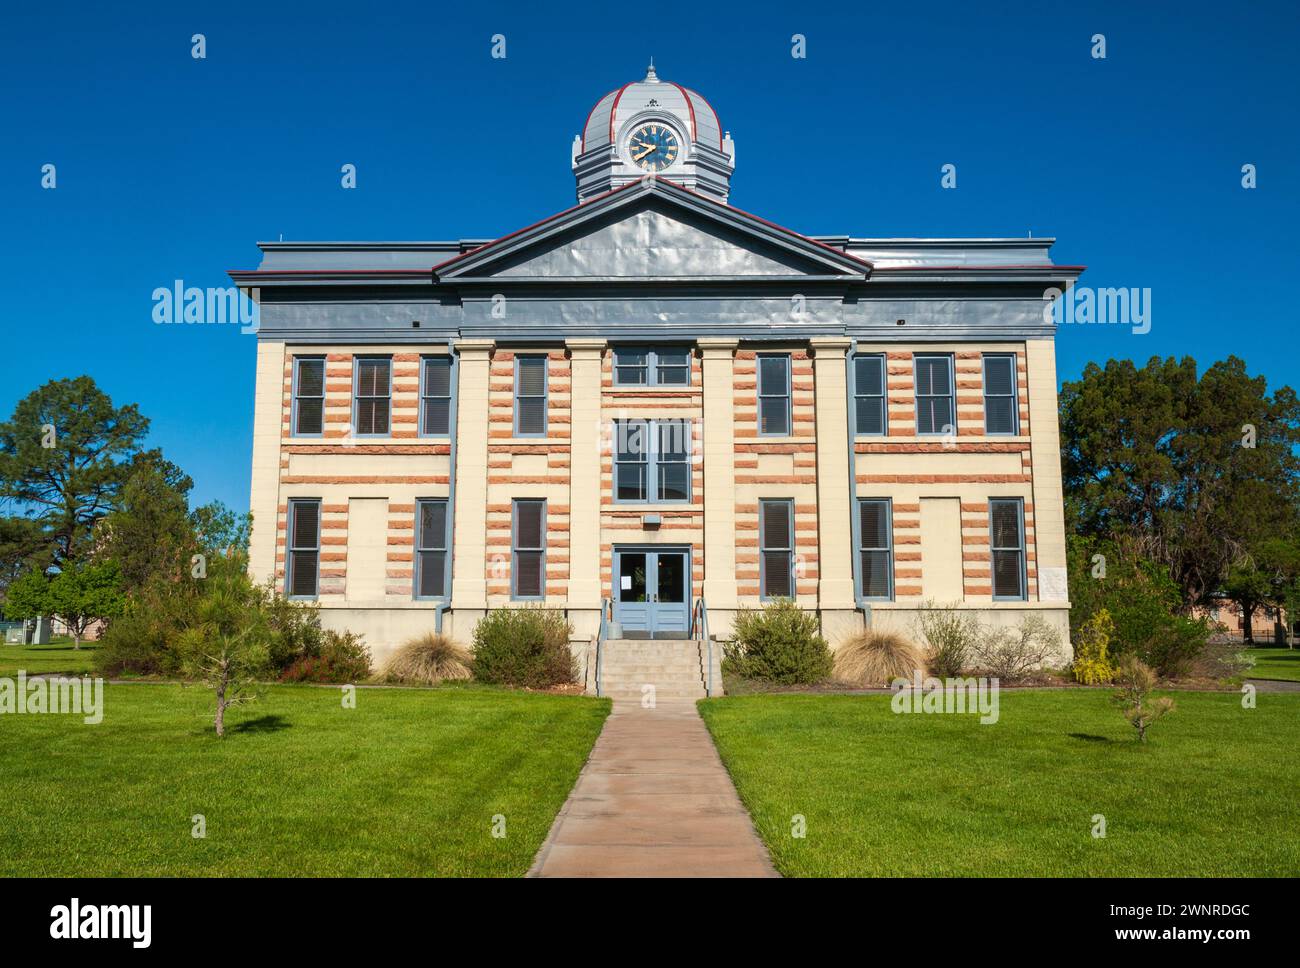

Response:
(2, 561), (125, 648)
(1222, 536), (1300, 644)
(0, 377), (149, 568)
(97, 454), (196, 593)
(191, 501), (252, 558)
(1061, 356), (1300, 607)
(1112, 655), (1175, 743)
(176, 554), (271, 737)
(0, 515), (51, 595)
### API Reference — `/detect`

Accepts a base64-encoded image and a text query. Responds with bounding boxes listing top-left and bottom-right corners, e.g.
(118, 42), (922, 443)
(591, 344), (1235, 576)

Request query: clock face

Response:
(627, 123), (679, 172)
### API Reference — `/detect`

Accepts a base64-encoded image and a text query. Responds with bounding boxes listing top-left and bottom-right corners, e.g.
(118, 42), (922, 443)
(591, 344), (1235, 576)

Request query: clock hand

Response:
(632, 144), (657, 161)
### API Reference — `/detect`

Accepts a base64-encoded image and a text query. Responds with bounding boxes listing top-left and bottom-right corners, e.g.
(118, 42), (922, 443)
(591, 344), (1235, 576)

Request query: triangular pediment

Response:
(433, 179), (870, 283)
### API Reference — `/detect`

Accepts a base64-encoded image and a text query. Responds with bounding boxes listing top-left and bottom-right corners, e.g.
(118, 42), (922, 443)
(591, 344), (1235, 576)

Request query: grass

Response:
(0, 639), (96, 677)
(700, 689), (1300, 877)
(1245, 646), (1300, 681)
(0, 682), (609, 876)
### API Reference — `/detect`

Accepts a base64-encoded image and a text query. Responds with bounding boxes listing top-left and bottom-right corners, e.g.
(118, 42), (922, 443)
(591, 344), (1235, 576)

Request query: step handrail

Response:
(595, 597), (613, 698)
(691, 596), (712, 697)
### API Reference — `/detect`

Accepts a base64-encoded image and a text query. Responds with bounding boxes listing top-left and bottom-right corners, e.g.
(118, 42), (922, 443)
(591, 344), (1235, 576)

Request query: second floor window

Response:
(415, 499), (448, 599)
(287, 499), (320, 599)
(613, 346), (692, 386)
(914, 354), (954, 436)
(614, 419), (692, 503)
(292, 357), (325, 436)
(354, 358), (391, 436)
(758, 354), (791, 436)
(514, 356), (547, 436)
(982, 354), (1018, 435)
(760, 499), (795, 599)
(854, 354), (886, 436)
(512, 499), (546, 600)
(421, 357), (452, 436)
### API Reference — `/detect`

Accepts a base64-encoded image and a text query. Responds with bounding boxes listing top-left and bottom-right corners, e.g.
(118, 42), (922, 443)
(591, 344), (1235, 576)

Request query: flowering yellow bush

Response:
(1072, 608), (1116, 684)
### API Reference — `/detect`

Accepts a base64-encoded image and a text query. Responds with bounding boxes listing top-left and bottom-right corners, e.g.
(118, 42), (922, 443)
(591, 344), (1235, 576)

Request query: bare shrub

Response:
(381, 632), (473, 686)
(833, 629), (924, 686)
(914, 600), (979, 678)
(970, 614), (1063, 682)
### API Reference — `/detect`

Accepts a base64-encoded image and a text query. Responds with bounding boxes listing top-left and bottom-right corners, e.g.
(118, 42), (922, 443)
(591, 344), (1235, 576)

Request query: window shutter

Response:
(859, 501), (887, 548)
(292, 502), (319, 549)
(516, 358), (546, 435)
(418, 553), (445, 598)
(516, 501), (543, 549)
(515, 553), (543, 598)
(762, 502), (791, 550)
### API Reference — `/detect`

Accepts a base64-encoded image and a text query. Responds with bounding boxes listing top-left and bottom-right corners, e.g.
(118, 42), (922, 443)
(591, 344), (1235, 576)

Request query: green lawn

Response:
(1246, 647), (1300, 682)
(0, 682), (609, 876)
(0, 639), (96, 677)
(700, 690), (1300, 877)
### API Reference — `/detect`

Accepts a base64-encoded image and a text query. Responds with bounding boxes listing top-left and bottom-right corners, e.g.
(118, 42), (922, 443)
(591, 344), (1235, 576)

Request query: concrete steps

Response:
(589, 638), (724, 699)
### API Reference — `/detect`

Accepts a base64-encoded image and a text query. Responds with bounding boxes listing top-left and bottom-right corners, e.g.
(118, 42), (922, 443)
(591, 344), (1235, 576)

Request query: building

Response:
(233, 66), (1080, 684)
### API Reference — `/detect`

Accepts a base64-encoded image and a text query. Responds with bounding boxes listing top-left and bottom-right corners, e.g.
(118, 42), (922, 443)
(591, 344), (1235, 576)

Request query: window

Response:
(758, 354), (792, 436)
(514, 356), (547, 436)
(613, 346), (691, 387)
(414, 499), (448, 599)
(914, 354), (954, 436)
(292, 357), (325, 436)
(858, 499), (893, 600)
(287, 500), (320, 599)
(854, 354), (887, 436)
(354, 357), (391, 436)
(613, 419), (692, 503)
(760, 499), (794, 599)
(990, 499), (1026, 600)
(420, 356), (453, 436)
(512, 499), (546, 600)
(982, 354), (1018, 435)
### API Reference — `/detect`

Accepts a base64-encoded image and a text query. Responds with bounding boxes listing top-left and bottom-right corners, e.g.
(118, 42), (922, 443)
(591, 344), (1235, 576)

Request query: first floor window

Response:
(858, 499), (893, 600)
(760, 499), (794, 599)
(512, 499), (546, 599)
(421, 356), (452, 436)
(292, 357), (325, 436)
(990, 498), (1026, 600)
(915, 354), (954, 435)
(354, 357), (391, 435)
(982, 354), (1018, 435)
(288, 499), (320, 598)
(415, 499), (448, 599)
(854, 354), (886, 436)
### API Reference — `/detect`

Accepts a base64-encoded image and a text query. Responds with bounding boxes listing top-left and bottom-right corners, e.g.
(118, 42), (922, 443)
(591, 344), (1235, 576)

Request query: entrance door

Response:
(614, 548), (691, 638)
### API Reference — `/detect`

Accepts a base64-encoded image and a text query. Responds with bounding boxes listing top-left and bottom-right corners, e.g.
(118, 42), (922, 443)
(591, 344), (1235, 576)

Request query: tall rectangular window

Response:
(982, 354), (1018, 435)
(854, 354), (887, 436)
(512, 499), (546, 600)
(990, 498), (1026, 601)
(287, 499), (320, 599)
(858, 499), (893, 601)
(914, 354), (954, 436)
(354, 357), (391, 436)
(292, 357), (325, 436)
(420, 356), (452, 436)
(760, 499), (794, 599)
(514, 356), (547, 436)
(415, 499), (448, 599)
(612, 347), (691, 387)
(758, 354), (792, 436)
(613, 419), (691, 503)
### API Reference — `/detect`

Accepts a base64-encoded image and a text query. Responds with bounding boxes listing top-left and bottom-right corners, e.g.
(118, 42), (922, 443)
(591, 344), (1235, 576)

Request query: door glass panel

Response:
(619, 553), (647, 602)
(656, 553), (686, 604)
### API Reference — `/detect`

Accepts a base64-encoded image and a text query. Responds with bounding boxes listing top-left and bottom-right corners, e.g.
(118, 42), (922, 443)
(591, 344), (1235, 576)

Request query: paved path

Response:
(528, 700), (778, 877)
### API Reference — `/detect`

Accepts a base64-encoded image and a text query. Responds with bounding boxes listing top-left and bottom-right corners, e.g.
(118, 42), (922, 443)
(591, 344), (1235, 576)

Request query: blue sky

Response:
(3, 0), (1297, 511)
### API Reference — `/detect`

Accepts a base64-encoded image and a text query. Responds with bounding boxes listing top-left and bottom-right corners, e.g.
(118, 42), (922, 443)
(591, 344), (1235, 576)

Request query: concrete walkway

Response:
(528, 700), (778, 877)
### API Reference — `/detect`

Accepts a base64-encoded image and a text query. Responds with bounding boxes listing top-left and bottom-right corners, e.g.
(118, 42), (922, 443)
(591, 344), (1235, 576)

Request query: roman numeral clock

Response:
(571, 62), (737, 202)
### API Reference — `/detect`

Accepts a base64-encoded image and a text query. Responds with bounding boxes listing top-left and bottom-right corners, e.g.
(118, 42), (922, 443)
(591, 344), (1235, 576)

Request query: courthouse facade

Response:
(233, 66), (1079, 666)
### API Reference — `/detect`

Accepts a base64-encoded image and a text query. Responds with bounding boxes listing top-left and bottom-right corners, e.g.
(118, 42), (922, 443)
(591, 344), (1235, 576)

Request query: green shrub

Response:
(94, 578), (195, 676)
(280, 629), (371, 683)
(262, 585), (325, 671)
(472, 607), (576, 689)
(382, 632), (473, 685)
(724, 600), (832, 685)
(914, 600), (979, 678)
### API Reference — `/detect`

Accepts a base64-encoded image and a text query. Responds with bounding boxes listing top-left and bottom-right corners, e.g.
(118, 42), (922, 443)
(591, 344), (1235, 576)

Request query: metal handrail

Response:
(691, 597), (712, 697)
(595, 598), (613, 698)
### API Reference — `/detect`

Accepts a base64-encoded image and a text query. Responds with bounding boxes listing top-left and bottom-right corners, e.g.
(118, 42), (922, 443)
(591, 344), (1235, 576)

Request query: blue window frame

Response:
(759, 499), (795, 600)
(990, 498), (1027, 601)
(287, 499), (320, 599)
(353, 357), (391, 436)
(853, 354), (887, 436)
(514, 356), (547, 437)
(757, 354), (792, 436)
(857, 499), (893, 601)
(982, 354), (1018, 435)
(613, 346), (692, 387)
(420, 356), (453, 437)
(292, 357), (325, 437)
(914, 354), (954, 436)
(613, 419), (692, 504)
(511, 499), (546, 600)
(414, 499), (448, 600)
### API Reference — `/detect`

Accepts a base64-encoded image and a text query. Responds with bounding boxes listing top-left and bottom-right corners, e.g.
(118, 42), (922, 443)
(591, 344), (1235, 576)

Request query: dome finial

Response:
(645, 57), (658, 82)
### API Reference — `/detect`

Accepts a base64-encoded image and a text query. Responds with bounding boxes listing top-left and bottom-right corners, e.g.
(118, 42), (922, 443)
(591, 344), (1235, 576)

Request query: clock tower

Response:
(572, 63), (736, 203)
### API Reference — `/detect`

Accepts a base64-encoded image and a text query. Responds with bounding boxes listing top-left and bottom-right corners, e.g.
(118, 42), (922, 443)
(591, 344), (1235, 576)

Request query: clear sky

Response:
(3, 0), (1297, 512)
